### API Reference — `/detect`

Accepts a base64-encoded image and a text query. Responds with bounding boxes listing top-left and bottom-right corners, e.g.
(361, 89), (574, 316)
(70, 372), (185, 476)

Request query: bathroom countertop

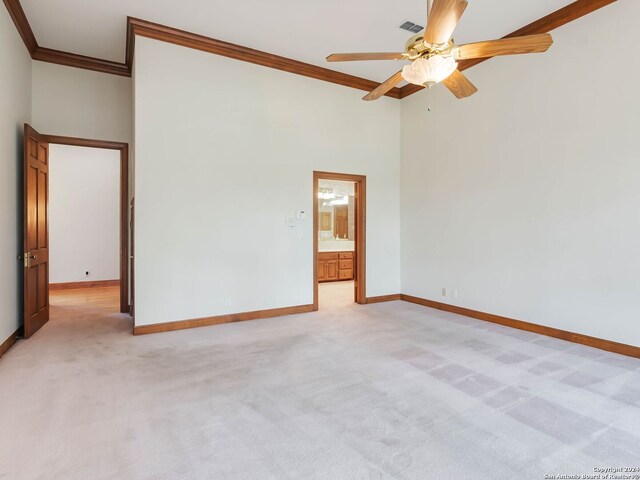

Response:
(318, 239), (355, 252)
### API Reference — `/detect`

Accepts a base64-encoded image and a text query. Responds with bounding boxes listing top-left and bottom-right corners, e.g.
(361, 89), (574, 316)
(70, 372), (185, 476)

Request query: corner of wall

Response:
(1, 4), (33, 344)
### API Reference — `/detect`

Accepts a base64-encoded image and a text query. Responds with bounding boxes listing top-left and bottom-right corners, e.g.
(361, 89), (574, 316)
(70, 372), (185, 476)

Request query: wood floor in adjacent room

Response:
(1, 286), (639, 480)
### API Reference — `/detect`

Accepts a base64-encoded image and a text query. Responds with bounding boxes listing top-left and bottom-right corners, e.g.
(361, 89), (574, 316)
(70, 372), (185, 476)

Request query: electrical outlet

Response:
(442, 288), (447, 297)
(223, 297), (232, 307)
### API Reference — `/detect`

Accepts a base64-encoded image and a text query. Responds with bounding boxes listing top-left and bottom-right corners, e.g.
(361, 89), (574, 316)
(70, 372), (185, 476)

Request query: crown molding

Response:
(399, 0), (617, 99)
(125, 17), (402, 98)
(2, 0), (36, 53)
(1, 0), (401, 98)
(3, 0), (617, 99)
(32, 47), (130, 77)
(2, 0), (130, 76)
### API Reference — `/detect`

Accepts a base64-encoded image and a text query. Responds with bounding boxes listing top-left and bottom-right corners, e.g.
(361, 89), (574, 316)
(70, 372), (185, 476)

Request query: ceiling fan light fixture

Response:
(401, 55), (457, 88)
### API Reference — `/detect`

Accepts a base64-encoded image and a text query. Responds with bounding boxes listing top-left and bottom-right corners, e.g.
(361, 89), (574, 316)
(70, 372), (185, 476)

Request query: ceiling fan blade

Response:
(363, 71), (404, 101)
(327, 53), (405, 62)
(453, 34), (553, 60)
(442, 69), (477, 99)
(424, 0), (468, 46)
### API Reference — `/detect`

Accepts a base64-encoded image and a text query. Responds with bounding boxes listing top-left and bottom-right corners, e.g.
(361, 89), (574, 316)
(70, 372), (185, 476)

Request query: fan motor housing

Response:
(404, 34), (454, 59)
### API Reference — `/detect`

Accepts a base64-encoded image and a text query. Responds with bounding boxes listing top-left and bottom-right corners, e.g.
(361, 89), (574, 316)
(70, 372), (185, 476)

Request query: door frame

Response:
(313, 171), (366, 309)
(44, 134), (130, 314)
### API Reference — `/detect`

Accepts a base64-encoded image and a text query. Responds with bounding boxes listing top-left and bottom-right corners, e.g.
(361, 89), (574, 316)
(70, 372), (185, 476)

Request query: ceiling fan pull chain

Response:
(427, 85), (432, 111)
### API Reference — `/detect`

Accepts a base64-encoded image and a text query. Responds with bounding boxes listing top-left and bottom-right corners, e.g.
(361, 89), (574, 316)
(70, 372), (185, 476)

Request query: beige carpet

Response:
(0, 285), (639, 480)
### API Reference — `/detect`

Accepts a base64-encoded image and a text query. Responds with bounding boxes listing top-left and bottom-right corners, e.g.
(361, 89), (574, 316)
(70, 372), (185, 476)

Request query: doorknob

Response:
(23, 252), (37, 268)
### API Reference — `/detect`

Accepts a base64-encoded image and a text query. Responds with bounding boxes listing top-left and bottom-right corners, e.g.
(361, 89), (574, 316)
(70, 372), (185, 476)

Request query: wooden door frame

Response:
(313, 171), (366, 309)
(44, 134), (130, 314)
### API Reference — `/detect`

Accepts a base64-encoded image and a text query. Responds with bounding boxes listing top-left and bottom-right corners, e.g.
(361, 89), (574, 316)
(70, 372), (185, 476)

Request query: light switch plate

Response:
(296, 210), (306, 220)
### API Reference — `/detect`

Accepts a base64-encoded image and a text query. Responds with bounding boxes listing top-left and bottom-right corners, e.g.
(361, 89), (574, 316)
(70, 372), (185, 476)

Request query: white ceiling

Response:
(21, 0), (574, 82)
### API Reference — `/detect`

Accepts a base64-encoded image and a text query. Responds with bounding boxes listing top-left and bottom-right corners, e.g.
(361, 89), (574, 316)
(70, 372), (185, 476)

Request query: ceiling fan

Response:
(326, 0), (554, 102)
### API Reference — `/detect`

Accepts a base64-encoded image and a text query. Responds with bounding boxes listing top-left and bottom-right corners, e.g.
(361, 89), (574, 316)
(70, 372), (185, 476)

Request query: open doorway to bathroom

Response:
(313, 171), (366, 309)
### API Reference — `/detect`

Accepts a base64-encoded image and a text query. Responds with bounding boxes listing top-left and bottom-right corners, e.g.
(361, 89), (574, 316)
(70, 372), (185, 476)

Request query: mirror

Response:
(317, 179), (355, 252)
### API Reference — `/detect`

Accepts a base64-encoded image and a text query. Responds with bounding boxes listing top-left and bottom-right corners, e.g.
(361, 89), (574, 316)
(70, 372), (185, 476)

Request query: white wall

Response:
(134, 36), (401, 326)
(0, 7), (32, 342)
(400, 1), (640, 346)
(49, 144), (120, 284)
(31, 61), (133, 303)
(31, 62), (132, 144)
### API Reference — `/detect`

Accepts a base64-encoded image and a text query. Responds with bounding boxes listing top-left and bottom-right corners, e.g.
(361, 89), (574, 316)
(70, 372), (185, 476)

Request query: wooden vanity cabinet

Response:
(318, 251), (353, 282)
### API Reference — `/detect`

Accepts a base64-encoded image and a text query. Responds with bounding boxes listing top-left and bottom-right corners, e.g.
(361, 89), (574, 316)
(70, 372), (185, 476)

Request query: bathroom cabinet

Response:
(318, 251), (353, 282)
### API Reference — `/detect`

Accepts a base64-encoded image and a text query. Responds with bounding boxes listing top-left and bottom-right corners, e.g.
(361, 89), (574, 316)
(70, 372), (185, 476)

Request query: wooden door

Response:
(334, 205), (348, 239)
(23, 125), (50, 338)
(353, 182), (360, 302)
(130, 198), (135, 318)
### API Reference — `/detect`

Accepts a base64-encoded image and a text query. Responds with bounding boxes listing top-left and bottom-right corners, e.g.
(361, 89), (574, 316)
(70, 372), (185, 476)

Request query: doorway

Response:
(21, 125), (130, 339)
(48, 143), (121, 298)
(313, 171), (366, 309)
